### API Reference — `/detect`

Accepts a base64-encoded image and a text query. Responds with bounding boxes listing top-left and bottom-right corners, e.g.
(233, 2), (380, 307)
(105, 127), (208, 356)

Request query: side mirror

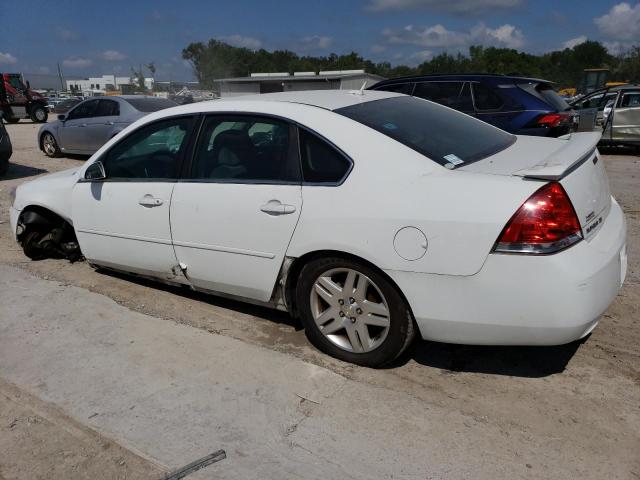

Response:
(84, 161), (106, 181)
(57, 114), (66, 121)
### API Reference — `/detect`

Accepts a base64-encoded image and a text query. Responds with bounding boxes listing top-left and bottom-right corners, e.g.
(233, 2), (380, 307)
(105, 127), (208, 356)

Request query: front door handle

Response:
(79, 123), (87, 127)
(260, 200), (296, 216)
(138, 194), (163, 207)
(104, 121), (114, 126)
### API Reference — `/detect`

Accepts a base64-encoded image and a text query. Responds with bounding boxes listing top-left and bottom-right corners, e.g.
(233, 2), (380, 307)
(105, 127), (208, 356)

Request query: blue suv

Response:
(369, 74), (577, 137)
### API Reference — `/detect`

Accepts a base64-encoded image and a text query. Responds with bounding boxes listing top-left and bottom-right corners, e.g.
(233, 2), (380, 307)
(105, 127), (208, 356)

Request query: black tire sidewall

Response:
(296, 257), (413, 367)
(31, 106), (48, 123)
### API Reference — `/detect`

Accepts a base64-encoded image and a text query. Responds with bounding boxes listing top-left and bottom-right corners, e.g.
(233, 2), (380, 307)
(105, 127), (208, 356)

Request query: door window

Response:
(94, 99), (120, 116)
(101, 117), (193, 180)
(189, 115), (299, 183)
(413, 82), (473, 111)
(298, 129), (352, 184)
(620, 92), (640, 108)
(472, 83), (504, 110)
(67, 100), (98, 120)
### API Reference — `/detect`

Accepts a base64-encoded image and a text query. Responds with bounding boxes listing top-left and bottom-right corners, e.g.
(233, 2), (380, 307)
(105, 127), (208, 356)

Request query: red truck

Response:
(0, 73), (49, 123)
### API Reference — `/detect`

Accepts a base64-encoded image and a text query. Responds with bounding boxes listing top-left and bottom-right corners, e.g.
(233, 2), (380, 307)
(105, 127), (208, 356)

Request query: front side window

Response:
(189, 115), (298, 183)
(299, 129), (352, 184)
(413, 82), (473, 112)
(472, 83), (504, 110)
(68, 100), (98, 120)
(102, 117), (193, 180)
(336, 96), (515, 168)
(619, 92), (640, 108)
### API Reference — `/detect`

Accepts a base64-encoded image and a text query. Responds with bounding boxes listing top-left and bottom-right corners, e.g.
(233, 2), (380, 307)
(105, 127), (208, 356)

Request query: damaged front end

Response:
(17, 209), (82, 262)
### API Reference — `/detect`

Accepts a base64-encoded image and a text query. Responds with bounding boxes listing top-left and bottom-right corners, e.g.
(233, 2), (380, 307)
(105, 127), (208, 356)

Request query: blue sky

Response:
(1, 0), (638, 81)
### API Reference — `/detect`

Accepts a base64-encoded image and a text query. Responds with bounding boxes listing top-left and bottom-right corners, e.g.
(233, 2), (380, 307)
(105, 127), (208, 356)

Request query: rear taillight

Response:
(494, 182), (583, 254)
(535, 112), (571, 128)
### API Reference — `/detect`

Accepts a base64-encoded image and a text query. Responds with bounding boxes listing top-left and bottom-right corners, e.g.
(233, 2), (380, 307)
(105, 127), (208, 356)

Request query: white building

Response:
(66, 75), (155, 95)
(215, 70), (385, 98)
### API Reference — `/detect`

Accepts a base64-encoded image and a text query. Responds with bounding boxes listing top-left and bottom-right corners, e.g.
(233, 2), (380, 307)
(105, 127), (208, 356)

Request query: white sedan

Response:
(9, 90), (627, 367)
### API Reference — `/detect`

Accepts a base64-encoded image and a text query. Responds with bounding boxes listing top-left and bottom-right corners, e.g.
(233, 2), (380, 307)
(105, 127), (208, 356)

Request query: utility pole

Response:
(57, 62), (65, 91)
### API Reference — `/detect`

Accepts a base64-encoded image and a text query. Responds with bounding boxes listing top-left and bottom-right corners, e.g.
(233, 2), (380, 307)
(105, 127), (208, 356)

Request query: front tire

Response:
(22, 230), (45, 260)
(296, 257), (416, 367)
(41, 132), (60, 157)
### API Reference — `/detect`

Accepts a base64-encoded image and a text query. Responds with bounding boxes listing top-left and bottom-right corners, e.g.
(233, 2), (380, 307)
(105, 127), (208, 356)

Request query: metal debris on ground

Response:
(159, 450), (226, 480)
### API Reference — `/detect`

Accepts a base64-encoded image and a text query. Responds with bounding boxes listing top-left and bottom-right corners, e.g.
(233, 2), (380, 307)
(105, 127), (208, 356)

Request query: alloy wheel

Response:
(43, 134), (56, 156)
(310, 268), (391, 353)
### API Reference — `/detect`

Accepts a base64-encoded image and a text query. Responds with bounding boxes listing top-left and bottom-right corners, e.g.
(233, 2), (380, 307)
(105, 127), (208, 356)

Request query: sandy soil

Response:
(0, 119), (638, 479)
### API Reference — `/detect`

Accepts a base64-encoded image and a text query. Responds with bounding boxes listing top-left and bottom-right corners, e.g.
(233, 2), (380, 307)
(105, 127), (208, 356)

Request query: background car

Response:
(571, 84), (640, 147)
(10, 90), (626, 367)
(0, 112), (12, 175)
(369, 74), (580, 137)
(38, 95), (177, 157)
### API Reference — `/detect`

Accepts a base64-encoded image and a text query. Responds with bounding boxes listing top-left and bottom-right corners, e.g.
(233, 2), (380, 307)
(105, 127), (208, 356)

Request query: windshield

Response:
(335, 96), (515, 168)
(124, 98), (177, 112)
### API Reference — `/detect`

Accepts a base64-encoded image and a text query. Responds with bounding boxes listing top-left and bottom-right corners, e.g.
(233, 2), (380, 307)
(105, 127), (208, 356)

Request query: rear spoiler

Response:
(513, 132), (601, 181)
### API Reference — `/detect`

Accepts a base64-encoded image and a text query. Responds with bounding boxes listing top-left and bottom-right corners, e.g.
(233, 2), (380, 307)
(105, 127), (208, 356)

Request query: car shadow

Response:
(2, 162), (48, 181)
(388, 338), (584, 377)
(96, 268), (301, 330)
(95, 268), (583, 377)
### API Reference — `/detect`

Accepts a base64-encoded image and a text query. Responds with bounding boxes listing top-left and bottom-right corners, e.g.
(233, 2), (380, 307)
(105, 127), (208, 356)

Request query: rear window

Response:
(518, 82), (570, 111)
(335, 96), (515, 168)
(124, 98), (177, 112)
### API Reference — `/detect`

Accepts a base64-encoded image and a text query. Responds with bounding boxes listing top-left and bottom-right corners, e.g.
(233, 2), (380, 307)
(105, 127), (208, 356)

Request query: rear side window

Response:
(619, 92), (640, 108)
(414, 81), (473, 112)
(336, 96), (515, 168)
(299, 129), (351, 184)
(472, 83), (503, 110)
(124, 98), (177, 112)
(374, 82), (414, 95)
(518, 82), (570, 111)
(94, 99), (120, 117)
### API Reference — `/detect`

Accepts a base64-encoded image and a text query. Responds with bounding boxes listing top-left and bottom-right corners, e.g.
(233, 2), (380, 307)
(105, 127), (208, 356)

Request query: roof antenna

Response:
(350, 81), (368, 96)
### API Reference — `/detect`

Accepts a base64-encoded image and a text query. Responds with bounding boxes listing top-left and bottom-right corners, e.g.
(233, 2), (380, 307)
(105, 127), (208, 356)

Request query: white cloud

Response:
(595, 2), (640, 41)
(300, 35), (334, 50)
(604, 41), (631, 55)
(562, 35), (587, 49)
(103, 50), (127, 61)
(410, 50), (434, 62)
(38, 66), (51, 74)
(371, 44), (387, 53)
(366, 0), (523, 14)
(221, 35), (262, 49)
(56, 28), (78, 41)
(0, 52), (17, 64)
(384, 22), (524, 49)
(62, 57), (92, 68)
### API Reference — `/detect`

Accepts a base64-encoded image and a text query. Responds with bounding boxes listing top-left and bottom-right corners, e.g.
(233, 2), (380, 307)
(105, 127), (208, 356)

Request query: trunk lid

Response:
(459, 132), (611, 241)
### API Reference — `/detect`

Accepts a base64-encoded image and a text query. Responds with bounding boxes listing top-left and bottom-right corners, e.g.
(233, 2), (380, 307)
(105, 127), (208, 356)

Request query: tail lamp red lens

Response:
(494, 182), (583, 254)
(536, 113), (570, 128)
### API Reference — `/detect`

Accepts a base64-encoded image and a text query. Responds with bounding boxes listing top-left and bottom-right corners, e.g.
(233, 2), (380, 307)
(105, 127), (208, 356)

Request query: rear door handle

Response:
(79, 123), (87, 127)
(260, 200), (296, 216)
(139, 195), (163, 207)
(104, 121), (114, 126)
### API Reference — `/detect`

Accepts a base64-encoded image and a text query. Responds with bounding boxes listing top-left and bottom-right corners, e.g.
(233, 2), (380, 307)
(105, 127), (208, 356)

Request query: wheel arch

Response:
(39, 129), (56, 151)
(18, 204), (74, 240)
(283, 249), (415, 322)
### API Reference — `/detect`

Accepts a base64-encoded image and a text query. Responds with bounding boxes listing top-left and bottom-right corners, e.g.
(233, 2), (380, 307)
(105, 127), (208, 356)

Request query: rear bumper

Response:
(387, 197), (627, 345)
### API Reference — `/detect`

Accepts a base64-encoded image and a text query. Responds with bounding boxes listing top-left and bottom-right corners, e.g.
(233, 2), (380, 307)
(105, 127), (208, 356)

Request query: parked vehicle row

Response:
(10, 90), (627, 366)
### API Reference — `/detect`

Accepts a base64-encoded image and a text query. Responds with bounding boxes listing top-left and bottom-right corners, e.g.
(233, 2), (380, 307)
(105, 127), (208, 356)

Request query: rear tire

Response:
(296, 256), (416, 367)
(30, 106), (48, 123)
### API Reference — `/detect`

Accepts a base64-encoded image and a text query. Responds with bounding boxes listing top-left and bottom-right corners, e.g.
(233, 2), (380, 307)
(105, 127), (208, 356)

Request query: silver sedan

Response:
(38, 96), (177, 157)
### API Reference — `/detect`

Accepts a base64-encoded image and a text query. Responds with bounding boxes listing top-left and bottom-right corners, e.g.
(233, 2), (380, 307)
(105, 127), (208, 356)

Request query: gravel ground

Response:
(0, 119), (638, 479)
